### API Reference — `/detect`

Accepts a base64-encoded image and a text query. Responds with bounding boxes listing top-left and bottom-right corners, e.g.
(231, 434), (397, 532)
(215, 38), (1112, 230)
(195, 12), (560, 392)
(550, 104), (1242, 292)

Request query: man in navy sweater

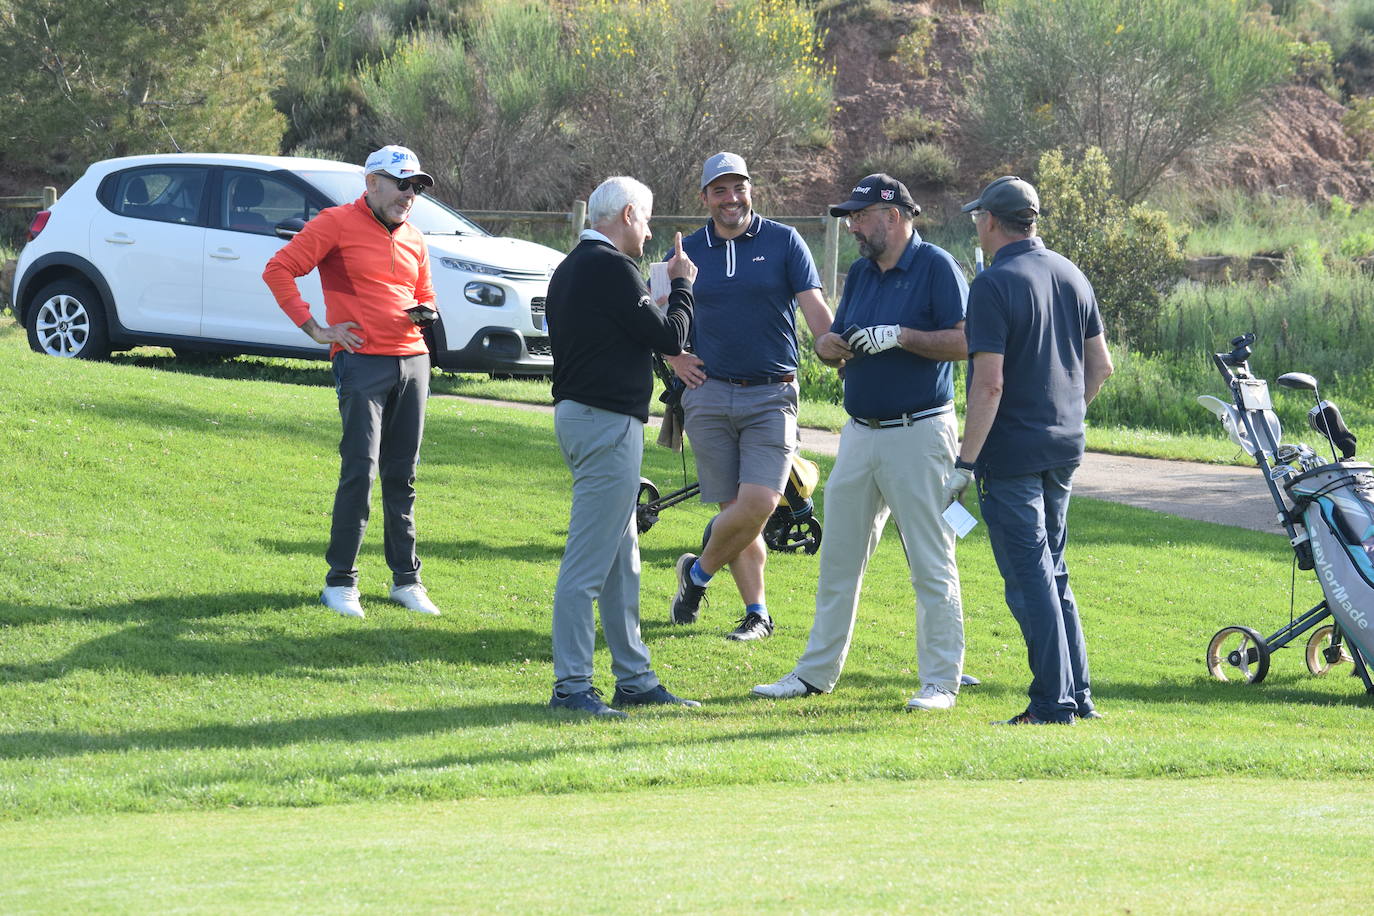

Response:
(545, 176), (699, 718)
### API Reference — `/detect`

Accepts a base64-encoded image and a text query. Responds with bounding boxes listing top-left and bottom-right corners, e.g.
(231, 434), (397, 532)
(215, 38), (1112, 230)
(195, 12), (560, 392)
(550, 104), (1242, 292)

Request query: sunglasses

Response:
(393, 177), (427, 195)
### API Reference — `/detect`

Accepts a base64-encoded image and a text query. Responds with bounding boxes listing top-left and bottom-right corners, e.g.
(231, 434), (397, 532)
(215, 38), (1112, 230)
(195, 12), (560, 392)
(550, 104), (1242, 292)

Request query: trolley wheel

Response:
(1206, 626), (1271, 684)
(636, 480), (661, 535)
(764, 516), (822, 554)
(1305, 625), (1354, 676)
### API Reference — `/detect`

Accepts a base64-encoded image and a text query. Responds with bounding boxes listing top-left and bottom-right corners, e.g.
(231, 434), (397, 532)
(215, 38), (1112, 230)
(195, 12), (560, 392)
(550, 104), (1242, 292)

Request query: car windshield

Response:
(296, 169), (487, 237)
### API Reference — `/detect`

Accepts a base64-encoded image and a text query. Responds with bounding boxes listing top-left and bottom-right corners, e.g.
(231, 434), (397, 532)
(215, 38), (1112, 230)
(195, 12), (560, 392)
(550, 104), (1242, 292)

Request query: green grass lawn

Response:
(2, 321), (1370, 910)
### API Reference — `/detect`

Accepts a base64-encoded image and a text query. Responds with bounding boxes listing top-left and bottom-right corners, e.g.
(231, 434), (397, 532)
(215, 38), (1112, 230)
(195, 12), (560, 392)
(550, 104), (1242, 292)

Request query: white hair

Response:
(588, 176), (653, 226)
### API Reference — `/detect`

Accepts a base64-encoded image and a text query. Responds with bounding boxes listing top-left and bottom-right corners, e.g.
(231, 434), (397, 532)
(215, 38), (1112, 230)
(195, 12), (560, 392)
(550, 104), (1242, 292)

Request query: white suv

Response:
(11, 153), (562, 374)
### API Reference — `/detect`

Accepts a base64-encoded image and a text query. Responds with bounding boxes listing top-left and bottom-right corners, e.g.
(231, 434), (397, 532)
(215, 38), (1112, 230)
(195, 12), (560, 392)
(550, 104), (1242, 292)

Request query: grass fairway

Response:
(3, 779), (1373, 913)
(1, 320), (1371, 910)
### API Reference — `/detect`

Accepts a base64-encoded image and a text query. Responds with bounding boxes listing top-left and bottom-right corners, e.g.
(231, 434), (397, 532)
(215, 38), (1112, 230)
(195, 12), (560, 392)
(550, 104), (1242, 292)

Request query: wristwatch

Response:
(954, 458), (977, 471)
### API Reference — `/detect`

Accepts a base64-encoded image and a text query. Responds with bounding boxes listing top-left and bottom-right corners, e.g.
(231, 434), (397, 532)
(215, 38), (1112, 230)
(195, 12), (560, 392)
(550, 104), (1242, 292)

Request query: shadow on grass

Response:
(0, 590), (549, 683)
(0, 705), (871, 764)
(257, 536), (567, 566)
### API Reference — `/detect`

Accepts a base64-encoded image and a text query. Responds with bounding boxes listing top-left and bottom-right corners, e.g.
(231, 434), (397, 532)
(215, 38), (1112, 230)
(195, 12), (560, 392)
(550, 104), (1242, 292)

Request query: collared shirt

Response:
(830, 231), (967, 419)
(676, 213), (822, 379)
(263, 195), (434, 358)
(965, 237), (1104, 476)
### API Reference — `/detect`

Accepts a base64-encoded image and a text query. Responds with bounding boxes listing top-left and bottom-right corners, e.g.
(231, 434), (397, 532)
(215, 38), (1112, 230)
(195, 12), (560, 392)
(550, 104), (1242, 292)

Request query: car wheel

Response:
(25, 279), (111, 360)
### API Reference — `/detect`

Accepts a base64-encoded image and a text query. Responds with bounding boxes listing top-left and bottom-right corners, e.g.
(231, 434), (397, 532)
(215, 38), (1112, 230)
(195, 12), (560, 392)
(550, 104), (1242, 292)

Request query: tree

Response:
(972, 0), (1292, 202)
(1034, 148), (1185, 346)
(0, 1), (293, 175)
(568, 0), (834, 212)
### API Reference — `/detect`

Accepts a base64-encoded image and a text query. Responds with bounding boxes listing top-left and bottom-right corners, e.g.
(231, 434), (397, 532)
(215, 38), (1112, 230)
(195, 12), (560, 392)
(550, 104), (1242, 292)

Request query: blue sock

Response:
(690, 559), (713, 587)
(746, 602), (769, 622)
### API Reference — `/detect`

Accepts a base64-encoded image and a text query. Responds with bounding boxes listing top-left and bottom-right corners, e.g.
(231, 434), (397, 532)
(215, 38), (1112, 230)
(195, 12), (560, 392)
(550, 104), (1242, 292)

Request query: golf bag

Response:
(1200, 333), (1374, 691)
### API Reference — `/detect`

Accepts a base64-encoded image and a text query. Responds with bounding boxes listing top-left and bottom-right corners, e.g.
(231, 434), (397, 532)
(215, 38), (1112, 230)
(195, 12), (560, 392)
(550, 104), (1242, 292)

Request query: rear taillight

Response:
(27, 211), (51, 241)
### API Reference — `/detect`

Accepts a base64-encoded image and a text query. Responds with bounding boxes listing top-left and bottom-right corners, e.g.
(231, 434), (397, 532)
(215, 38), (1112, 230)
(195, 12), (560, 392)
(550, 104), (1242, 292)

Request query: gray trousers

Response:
(551, 400), (658, 695)
(325, 351), (429, 588)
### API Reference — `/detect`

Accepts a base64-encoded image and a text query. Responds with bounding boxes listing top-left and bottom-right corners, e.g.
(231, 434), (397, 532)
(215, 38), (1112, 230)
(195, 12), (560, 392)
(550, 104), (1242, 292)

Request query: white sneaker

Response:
(390, 583), (441, 616)
(905, 684), (956, 711)
(321, 585), (364, 618)
(751, 672), (819, 699)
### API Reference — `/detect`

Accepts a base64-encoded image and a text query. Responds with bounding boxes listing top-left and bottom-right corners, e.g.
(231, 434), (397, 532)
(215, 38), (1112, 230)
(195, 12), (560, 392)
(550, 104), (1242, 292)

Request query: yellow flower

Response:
(1115, 23), (1124, 33)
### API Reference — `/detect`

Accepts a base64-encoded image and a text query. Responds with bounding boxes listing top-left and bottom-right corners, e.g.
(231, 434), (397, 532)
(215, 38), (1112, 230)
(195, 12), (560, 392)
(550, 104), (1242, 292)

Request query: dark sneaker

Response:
(612, 684), (702, 707)
(549, 687), (628, 719)
(671, 553), (707, 624)
(993, 708), (1074, 726)
(725, 612), (774, 641)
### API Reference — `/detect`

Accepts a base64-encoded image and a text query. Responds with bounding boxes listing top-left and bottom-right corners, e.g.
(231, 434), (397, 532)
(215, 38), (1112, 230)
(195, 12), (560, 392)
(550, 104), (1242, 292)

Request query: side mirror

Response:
(275, 218), (307, 240)
(1276, 372), (1318, 392)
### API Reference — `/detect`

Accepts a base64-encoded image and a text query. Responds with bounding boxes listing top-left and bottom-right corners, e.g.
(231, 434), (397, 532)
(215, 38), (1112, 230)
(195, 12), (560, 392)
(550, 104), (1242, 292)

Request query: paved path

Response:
(446, 396), (1282, 535)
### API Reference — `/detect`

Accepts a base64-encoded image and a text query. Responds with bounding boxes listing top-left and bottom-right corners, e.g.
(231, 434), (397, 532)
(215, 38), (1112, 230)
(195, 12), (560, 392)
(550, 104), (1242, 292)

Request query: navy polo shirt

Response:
(674, 214), (822, 379)
(830, 232), (968, 419)
(964, 237), (1104, 476)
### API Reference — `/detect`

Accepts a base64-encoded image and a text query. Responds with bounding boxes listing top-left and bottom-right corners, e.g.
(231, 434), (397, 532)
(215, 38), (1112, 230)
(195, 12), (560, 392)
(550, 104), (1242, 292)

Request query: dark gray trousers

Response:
(325, 351), (429, 588)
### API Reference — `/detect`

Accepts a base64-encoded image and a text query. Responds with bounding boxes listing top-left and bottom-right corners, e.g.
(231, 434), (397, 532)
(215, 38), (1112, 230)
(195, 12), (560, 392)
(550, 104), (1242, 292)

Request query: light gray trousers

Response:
(551, 400), (658, 695)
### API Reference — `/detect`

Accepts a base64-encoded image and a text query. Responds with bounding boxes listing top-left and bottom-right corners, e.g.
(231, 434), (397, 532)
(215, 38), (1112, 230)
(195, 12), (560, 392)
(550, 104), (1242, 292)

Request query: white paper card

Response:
(942, 501), (978, 538)
(649, 262), (670, 307)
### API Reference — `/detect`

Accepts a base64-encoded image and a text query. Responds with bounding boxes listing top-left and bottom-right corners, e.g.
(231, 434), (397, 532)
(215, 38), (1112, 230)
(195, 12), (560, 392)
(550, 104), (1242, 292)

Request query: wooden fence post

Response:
(823, 214), (841, 305)
(570, 199), (587, 249)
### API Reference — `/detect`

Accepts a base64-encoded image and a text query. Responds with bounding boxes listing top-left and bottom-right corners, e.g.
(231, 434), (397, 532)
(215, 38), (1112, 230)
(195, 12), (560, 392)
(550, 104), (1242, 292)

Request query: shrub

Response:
(971, 0), (1292, 202)
(1339, 230), (1374, 258)
(1034, 148), (1185, 346)
(881, 108), (943, 143)
(361, 5), (584, 210)
(892, 18), (938, 78)
(859, 142), (956, 188)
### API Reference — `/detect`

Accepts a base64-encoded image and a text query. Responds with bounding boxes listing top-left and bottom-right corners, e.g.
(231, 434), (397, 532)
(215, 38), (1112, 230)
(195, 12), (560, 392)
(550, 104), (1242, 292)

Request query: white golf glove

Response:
(846, 324), (902, 355)
(942, 466), (975, 507)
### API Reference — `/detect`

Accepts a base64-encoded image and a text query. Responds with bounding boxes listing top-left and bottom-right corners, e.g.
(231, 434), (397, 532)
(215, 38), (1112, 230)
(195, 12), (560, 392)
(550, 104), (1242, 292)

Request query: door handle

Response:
(209, 248), (240, 261)
(103, 233), (134, 245)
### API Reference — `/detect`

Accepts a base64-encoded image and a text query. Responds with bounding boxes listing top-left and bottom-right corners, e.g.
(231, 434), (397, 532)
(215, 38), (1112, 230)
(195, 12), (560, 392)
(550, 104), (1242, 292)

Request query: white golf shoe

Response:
(904, 684), (957, 711)
(751, 672), (821, 699)
(390, 583), (441, 616)
(321, 585), (365, 618)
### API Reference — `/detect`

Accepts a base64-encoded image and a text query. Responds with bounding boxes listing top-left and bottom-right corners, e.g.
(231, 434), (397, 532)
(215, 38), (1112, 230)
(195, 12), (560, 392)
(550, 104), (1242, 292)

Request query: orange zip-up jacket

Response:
(263, 194), (436, 358)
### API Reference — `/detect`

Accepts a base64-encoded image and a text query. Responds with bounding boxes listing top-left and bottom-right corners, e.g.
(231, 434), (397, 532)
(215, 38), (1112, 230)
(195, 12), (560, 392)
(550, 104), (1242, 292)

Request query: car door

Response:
(87, 166), (209, 336)
(201, 169), (329, 348)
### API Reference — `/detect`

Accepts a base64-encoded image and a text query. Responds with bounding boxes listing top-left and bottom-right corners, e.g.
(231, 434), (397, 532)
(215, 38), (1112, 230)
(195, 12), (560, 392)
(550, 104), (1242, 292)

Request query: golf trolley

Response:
(635, 362), (823, 554)
(636, 453), (823, 554)
(1198, 333), (1374, 692)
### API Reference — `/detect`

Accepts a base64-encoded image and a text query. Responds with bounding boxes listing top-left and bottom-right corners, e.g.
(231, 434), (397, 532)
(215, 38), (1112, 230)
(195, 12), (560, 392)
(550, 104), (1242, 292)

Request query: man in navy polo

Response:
(752, 174), (969, 709)
(948, 176), (1113, 725)
(664, 152), (834, 641)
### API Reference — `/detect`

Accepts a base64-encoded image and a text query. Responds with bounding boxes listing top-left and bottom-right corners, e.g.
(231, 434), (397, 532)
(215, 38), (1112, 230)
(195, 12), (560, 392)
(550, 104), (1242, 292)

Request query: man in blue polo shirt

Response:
(947, 176), (1114, 725)
(665, 152), (834, 641)
(752, 173), (969, 709)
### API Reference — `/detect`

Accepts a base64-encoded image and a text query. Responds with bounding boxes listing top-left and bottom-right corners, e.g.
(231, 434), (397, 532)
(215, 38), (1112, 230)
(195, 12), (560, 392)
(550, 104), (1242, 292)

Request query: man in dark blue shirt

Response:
(664, 153), (834, 641)
(752, 174), (969, 710)
(949, 176), (1114, 725)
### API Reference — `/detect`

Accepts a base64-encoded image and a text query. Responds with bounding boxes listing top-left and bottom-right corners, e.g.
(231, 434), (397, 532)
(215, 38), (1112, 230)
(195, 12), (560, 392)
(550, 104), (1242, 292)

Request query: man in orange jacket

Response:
(263, 145), (442, 619)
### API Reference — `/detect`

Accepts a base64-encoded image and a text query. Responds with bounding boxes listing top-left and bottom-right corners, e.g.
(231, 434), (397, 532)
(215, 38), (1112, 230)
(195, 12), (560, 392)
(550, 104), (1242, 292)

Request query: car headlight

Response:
(464, 281), (506, 307)
(440, 256), (503, 276)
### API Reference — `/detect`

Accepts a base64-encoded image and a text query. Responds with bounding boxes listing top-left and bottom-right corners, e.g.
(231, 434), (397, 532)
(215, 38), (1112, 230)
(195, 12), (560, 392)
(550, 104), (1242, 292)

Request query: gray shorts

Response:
(682, 378), (798, 504)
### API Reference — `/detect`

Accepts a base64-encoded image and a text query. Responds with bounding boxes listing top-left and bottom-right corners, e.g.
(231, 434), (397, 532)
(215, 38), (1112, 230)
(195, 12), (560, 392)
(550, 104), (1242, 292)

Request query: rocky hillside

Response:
(773, 0), (1374, 217)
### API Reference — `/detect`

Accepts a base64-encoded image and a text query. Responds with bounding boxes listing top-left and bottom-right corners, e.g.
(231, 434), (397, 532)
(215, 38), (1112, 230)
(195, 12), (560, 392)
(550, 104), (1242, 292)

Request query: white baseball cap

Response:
(364, 145), (434, 187)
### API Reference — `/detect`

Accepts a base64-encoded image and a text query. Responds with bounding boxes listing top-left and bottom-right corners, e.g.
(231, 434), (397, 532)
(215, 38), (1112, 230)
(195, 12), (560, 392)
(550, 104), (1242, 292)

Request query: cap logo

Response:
(880, 189), (894, 200)
(853, 185), (871, 195)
